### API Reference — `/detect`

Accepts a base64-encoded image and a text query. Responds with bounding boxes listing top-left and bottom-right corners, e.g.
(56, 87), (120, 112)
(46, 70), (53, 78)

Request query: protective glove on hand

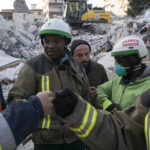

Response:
(105, 102), (121, 112)
(53, 88), (78, 118)
(97, 97), (121, 113)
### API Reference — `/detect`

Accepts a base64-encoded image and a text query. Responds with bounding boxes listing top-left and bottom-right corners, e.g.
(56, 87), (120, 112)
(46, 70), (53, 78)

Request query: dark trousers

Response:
(34, 140), (86, 150)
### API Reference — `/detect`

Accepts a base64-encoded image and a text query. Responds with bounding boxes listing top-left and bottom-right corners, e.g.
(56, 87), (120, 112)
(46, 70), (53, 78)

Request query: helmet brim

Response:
(39, 29), (72, 39)
(111, 49), (140, 58)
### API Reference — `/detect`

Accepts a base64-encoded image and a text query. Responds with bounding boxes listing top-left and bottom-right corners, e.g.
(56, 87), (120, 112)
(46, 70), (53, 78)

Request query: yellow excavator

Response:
(63, 0), (110, 27)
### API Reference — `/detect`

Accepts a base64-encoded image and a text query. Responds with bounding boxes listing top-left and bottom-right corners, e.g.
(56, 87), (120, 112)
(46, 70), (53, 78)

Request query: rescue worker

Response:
(0, 91), (53, 150)
(7, 18), (90, 150)
(70, 39), (108, 101)
(96, 35), (150, 111)
(52, 87), (150, 150)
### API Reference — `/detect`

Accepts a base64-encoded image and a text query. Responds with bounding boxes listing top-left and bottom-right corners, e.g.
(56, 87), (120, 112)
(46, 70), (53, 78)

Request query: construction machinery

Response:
(63, 0), (110, 27)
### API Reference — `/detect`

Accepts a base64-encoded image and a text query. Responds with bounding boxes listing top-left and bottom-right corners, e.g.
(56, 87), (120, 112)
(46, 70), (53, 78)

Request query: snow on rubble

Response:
(0, 50), (24, 82)
(0, 9), (150, 149)
(0, 15), (42, 59)
(0, 9), (150, 89)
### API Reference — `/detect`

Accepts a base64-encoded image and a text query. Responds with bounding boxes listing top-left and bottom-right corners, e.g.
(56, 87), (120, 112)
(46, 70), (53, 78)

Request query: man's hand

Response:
(89, 86), (97, 101)
(36, 91), (54, 116)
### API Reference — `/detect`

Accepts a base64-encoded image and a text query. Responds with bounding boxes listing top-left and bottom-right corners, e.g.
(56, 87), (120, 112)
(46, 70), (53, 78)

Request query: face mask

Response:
(115, 64), (127, 77)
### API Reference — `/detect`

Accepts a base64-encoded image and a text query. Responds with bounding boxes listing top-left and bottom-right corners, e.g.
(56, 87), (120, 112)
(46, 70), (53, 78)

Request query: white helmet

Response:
(39, 18), (72, 43)
(111, 35), (148, 58)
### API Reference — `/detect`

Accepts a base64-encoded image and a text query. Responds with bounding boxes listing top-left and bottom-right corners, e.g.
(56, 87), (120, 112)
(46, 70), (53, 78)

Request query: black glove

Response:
(141, 89), (150, 107)
(53, 88), (78, 118)
(106, 103), (121, 112)
(99, 97), (121, 113)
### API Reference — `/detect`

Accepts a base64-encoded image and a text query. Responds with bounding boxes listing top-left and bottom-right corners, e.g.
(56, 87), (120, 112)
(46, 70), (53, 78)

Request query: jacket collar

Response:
(43, 48), (71, 66)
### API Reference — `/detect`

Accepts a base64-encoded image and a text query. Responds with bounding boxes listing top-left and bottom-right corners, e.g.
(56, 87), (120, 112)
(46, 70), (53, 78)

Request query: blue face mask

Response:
(115, 64), (127, 77)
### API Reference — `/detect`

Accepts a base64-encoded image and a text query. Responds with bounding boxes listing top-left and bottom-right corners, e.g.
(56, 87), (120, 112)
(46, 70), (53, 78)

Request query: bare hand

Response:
(89, 86), (97, 101)
(36, 91), (54, 116)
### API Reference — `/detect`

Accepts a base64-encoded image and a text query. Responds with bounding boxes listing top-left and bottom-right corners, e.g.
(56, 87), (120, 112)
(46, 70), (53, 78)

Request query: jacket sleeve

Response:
(7, 64), (37, 104)
(60, 94), (148, 150)
(0, 83), (7, 110)
(0, 96), (43, 150)
(95, 79), (113, 109)
(97, 80), (113, 100)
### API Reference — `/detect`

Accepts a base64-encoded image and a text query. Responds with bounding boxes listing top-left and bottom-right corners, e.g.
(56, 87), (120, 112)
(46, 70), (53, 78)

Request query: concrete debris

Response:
(144, 9), (150, 22)
(0, 50), (24, 82)
(0, 15), (42, 59)
(0, 9), (150, 89)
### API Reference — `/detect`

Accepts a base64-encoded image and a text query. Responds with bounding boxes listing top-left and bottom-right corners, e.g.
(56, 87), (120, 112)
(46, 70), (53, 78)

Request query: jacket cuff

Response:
(61, 95), (88, 127)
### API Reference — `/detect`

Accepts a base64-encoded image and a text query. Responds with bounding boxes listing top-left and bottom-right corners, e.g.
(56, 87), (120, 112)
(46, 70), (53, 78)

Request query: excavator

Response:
(63, 0), (110, 27)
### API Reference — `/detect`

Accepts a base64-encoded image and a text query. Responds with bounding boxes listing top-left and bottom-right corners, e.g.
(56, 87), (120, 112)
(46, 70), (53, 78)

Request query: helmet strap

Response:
(124, 56), (142, 79)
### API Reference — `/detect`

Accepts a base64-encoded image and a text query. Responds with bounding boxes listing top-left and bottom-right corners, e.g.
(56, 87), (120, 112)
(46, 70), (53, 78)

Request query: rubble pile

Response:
(104, 0), (129, 17)
(0, 9), (150, 97)
(0, 15), (42, 59)
(72, 10), (150, 73)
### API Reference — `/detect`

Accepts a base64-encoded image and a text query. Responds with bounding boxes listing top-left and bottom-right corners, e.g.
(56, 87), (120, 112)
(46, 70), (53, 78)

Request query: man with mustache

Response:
(70, 39), (108, 104)
(7, 18), (90, 150)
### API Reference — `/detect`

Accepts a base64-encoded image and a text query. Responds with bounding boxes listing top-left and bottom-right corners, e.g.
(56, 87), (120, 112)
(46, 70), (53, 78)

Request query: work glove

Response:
(53, 88), (78, 118)
(105, 102), (121, 112)
(97, 97), (121, 113)
(141, 89), (150, 107)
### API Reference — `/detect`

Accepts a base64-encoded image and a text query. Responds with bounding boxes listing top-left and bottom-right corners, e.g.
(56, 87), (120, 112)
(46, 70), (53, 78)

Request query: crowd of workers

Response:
(0, 18), (150, 150)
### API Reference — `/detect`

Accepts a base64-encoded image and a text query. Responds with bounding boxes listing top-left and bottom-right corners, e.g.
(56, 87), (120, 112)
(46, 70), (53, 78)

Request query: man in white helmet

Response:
(7, 18), (90, 150)
(96, 35), (150, 111)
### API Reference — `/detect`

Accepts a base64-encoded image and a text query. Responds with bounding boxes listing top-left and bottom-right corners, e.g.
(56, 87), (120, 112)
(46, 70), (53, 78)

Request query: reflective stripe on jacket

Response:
(97, 65), (150, 109)
(62, 94), (149, 150)
(41, 76), (51, 129)
(145, 111), (150, 150)
(7, 52), (90, 144)
(70, 103), (97, 138)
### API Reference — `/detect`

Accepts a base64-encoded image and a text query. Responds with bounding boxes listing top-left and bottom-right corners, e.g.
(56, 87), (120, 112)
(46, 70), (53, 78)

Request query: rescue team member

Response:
(0, 91), (53, 150)
(96, 35), (150, 112)
(70, 39), (108, 102)
(7, 18), (90, 150)
(52, 88), (150, 150)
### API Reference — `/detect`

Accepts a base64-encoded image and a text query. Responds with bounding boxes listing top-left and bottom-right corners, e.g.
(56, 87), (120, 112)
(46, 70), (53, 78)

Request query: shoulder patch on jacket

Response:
(26, 54), (53, 74)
